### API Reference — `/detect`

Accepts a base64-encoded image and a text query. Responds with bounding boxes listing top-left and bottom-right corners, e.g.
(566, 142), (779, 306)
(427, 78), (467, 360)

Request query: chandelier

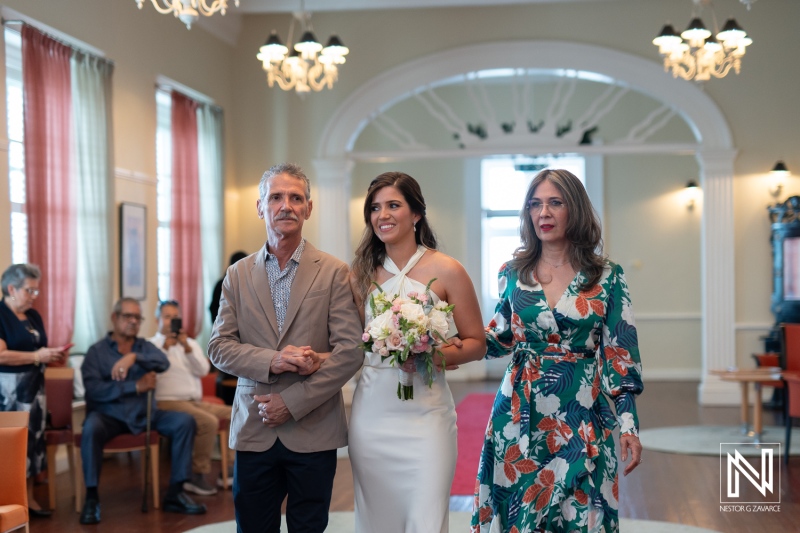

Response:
(652, 0), (752, 82)
(256, 4), (349, 94)
(135, 0), (239, 30)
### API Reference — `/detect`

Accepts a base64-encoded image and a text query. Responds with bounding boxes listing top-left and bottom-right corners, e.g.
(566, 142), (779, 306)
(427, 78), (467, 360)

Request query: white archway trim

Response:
(317, 40), (739, 406)
(318, 40), (732, 159)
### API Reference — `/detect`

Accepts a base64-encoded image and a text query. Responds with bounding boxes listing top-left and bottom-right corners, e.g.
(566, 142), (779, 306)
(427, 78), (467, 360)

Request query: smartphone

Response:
(59, 342), (75, 353)
(171, 318), (182, 334)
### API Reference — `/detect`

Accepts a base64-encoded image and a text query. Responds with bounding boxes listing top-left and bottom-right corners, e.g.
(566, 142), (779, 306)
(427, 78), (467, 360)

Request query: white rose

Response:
(368, 310), (395, 340)
(534, 393), (561, 416)
(428, 308), (450, 341)
(400, 302), (426, 325)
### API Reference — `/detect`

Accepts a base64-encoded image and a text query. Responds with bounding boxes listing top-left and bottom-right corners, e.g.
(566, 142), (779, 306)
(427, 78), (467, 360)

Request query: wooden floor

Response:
(29, 380), (800, 532)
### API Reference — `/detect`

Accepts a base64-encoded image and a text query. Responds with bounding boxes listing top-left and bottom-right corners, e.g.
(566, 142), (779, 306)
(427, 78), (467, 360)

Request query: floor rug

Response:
(451, 393), (495, 496)
(183, 513), (723, 533)
(639, 425), (800, 456)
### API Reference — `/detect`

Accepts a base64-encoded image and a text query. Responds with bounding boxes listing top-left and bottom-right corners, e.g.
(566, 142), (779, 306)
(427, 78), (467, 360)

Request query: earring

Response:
(413, 222), (417, 232)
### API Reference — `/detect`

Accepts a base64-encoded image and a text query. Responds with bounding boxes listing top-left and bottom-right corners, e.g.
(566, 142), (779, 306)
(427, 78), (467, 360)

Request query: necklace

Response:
(542, 258), (569, 269)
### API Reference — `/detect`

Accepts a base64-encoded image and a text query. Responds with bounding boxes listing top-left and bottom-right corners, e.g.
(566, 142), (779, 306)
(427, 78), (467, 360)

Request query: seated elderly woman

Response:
(0, 263), (68, 516)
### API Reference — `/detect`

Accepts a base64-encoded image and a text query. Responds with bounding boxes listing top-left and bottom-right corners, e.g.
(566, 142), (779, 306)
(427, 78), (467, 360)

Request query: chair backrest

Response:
(781, 323), (800, 373)
(0, 411), (29, 508)
(45, 367), (75, 429)
(201, 371), (217, 397)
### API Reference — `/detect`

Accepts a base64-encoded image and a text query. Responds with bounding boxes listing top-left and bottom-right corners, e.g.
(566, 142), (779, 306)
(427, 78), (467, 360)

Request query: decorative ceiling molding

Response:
(318, 40), (733, 160)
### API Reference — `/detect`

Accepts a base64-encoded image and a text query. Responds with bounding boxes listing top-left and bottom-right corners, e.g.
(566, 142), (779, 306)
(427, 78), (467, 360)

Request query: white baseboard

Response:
(642, 368), (702, 381)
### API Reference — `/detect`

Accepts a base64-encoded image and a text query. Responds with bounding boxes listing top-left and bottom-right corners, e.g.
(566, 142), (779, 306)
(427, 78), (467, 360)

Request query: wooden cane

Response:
(142, 388), (153, 513)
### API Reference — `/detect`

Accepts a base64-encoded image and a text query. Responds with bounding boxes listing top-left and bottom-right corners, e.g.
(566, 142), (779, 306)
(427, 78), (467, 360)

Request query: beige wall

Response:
(0, 0), (797, 369)
(0, 0), (239, 336)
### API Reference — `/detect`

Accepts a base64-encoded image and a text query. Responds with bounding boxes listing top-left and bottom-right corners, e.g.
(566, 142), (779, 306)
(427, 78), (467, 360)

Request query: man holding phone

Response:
(149, 299), (231, 496)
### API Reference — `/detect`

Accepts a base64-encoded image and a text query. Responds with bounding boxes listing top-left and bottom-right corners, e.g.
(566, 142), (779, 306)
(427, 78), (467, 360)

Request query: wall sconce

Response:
(769, 160), (789, 200)
(684, 180), (700, 210)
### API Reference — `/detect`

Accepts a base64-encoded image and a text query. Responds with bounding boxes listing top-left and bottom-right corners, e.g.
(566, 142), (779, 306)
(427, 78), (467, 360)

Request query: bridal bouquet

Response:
(361, 279), (455, 400)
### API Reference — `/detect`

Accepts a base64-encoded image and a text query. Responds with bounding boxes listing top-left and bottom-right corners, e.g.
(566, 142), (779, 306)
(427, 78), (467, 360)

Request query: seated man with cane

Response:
(78, 298), (206, 524)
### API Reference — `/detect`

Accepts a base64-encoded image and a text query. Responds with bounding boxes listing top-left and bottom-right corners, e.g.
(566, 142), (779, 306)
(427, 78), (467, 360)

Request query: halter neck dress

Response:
(349, 246), (457, 533)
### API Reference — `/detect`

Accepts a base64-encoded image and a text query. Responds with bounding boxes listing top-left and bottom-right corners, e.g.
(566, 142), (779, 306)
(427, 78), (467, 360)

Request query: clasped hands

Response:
(254, 346), (321, 428)
(269, 345), (321, 376)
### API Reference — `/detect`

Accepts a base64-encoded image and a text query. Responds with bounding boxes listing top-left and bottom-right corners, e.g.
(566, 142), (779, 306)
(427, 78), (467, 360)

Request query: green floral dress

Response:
(471, 261), (643, 533)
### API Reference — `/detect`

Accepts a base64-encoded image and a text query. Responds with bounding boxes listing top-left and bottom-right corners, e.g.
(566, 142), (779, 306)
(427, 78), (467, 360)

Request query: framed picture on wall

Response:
(120, 202), (146, 300)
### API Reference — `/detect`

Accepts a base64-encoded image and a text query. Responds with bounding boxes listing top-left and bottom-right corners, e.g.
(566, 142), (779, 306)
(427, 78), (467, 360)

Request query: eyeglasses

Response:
(119, 313), (145, 322)
(23, 288), (40, 296)
(527, 199), (566, 214)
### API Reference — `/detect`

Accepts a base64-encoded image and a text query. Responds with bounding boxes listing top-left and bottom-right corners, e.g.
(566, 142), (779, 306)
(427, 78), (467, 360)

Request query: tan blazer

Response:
(208, 241), (363, 453)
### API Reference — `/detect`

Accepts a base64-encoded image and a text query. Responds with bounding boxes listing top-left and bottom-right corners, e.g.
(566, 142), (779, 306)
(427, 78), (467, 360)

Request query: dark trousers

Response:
(234, 439), (337, 533)
(80, 410), (195, 488)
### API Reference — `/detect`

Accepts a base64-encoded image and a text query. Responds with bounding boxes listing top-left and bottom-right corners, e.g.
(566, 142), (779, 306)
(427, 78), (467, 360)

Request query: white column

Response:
(311, 158), (354, 263)
(698, 149), (740, 405)
(312, 157), (358, 405)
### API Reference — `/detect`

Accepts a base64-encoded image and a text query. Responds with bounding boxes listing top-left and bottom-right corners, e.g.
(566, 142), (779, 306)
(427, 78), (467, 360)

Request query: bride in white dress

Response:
(348, 172), (486, 532)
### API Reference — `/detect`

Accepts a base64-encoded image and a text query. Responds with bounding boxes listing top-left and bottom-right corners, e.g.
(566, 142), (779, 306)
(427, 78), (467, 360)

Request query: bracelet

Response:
(33, 352), (40, 365)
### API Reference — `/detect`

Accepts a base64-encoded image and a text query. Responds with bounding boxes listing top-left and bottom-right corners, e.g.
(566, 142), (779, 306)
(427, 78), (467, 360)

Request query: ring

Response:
(119, 368), (124, 374)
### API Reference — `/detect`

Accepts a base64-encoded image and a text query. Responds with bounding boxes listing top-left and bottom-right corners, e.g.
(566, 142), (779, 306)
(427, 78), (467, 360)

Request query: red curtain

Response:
(22, 25), (74, 350)
(170, 92), (203, 337)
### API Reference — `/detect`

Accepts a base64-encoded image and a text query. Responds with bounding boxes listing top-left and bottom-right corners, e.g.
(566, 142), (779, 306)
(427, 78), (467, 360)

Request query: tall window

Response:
(156, 88), (173, 302)
(480, 155), (586, 314)
(5, 27), (26, 264)
(155, 82), (224, 340)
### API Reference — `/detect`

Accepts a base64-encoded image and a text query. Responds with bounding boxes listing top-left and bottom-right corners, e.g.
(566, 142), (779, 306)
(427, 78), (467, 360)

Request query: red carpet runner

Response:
(450, 393), (495, 496)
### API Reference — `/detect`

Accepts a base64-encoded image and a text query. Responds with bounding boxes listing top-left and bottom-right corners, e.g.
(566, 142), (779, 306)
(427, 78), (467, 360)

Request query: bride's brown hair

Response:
(351, 172), (438, 304)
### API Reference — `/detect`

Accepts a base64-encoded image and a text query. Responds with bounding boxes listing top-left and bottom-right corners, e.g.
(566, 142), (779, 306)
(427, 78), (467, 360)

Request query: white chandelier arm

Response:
(551, 76), (577, 128)
(145, 0), (182, 15)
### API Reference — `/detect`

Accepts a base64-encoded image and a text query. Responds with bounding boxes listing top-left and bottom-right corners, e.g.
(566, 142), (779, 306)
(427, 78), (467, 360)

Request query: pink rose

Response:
(362, 332), (371, 342)
(387, 330), (405, 351)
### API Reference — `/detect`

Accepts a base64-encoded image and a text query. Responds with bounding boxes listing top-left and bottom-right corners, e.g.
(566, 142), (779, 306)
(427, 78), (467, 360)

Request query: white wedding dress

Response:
(349, 246), (458, 533)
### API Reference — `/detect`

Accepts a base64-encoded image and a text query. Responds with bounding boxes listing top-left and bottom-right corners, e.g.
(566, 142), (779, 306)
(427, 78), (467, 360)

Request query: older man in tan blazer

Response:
(208, 163), (363, 533)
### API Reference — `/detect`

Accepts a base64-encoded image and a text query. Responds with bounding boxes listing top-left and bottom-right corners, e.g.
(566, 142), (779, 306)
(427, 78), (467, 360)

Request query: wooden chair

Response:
(44, 367), (76, 511)
(0, 411), (30, 533)
(780, 324), (800, 373)
(784, 372), (800, 464)
(72, 431), (160, 512)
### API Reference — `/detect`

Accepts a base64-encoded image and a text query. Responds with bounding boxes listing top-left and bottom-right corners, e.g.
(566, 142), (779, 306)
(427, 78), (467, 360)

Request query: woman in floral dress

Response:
(471, 169), (644, 533)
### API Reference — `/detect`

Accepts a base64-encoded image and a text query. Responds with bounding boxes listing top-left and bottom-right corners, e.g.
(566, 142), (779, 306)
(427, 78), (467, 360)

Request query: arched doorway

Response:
(316, 40), (737, 405)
